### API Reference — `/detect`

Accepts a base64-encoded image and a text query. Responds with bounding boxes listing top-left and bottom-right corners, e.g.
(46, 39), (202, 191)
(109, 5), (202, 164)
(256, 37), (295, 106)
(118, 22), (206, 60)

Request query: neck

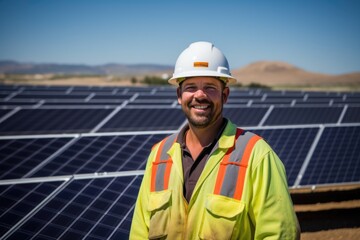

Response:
(186, 118), (224, 148)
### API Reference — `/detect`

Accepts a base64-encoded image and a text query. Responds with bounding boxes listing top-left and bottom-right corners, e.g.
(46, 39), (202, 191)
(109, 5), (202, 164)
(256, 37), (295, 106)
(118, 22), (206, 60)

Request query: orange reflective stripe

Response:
(233, 135), (262, 200)
(150, 139), (167, 192)
(163, 159), (172, 190)
(214, 128), (244, 195)
(214, 151), (231, 195)
(214, 129), (261, 200)
(150, 134), (177, 192)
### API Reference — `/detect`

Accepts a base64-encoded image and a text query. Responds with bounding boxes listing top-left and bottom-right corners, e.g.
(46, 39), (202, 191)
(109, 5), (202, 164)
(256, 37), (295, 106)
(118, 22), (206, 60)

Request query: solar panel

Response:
(0, 93), (11, 99)
(0, 181), (64, 237)
(0, 137), (73, 180)
(99, 108), (185, 132)
(13, 93), (90, 100)
(342, 106), (360, 123)
(2, 176), (142, 239)
(300, 126), (360, 186)
(1, 101), (39, 107)
(250, 127), (319, 186)
(223, 107), (268, 126)
(0, 108), (113, 135)
(91, 94), (133, 101)
(42, 101), (121, 106)
(0, 85), (359, 239)
(136, 94), (177, 101)
(0, 109), (12, 118)
(128, 100), (174, 106)
(30, 134), (166, 177)
(264, 106), (343, 125)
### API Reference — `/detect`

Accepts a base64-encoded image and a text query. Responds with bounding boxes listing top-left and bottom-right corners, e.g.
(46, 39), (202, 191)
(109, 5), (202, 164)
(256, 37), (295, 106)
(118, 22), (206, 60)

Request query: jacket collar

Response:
(166, 119), (238, 205)
(217, 119), (238, 149)
(168, 118), (237, 156)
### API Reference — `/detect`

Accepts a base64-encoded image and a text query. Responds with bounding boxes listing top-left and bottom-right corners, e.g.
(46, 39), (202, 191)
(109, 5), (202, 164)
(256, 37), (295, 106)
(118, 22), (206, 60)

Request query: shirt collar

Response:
(177, 118), (228, 150)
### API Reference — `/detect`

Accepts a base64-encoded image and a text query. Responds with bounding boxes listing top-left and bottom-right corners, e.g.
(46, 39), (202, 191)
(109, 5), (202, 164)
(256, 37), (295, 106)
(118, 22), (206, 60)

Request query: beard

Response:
(183, 100), (222, 129)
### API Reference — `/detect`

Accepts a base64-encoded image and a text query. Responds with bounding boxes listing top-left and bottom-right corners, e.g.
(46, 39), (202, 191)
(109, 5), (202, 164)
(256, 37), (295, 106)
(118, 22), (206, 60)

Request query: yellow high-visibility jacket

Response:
(130, 120), (300, 239)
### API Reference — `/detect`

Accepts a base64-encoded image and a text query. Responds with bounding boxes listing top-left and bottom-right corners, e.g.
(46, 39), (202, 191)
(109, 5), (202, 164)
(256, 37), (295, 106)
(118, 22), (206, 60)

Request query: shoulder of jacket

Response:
(151, 132), (178, 151)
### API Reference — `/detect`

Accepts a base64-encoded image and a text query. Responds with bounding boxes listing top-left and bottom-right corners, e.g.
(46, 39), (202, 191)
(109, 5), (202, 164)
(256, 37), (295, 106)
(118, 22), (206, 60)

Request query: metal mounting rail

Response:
(0, 170), (145, 186)
(90, 100), (128, 133)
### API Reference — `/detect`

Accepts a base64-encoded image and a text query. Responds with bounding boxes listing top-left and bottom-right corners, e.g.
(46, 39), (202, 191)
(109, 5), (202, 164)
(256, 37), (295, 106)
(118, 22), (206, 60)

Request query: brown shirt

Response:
(177, 119), (228, 203)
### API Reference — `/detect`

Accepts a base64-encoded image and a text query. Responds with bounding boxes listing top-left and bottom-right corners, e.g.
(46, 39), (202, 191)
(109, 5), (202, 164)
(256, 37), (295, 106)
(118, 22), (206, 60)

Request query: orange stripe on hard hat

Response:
(193, 62), (209, 67)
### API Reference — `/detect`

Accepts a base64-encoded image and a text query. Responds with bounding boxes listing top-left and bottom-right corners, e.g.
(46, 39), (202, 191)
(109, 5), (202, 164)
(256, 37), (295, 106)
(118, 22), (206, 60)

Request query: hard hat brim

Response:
(168, 70), (237, 86)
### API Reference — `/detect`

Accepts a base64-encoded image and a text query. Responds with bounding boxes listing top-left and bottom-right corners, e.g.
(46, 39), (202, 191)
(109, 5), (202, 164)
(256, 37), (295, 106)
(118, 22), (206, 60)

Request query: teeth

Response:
(194, 106), (207, 109)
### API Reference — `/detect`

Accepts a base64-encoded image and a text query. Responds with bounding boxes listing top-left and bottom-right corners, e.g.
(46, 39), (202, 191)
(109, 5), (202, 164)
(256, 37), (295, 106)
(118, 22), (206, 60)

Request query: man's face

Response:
(177, 77), (229, 129)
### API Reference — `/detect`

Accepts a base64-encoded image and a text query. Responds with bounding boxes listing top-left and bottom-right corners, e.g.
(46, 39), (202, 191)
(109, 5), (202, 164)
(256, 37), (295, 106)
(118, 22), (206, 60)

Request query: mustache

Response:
(188, 99), (212, 107)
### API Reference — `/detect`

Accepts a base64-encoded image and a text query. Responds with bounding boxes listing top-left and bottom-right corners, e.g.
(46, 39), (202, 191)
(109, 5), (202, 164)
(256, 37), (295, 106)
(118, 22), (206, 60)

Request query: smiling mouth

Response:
(193, 105), (209, 110)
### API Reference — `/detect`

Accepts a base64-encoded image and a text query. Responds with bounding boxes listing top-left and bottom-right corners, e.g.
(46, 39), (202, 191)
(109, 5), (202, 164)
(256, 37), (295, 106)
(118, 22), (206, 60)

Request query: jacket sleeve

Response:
(129, 146), (157, 239)
(249, 149), (301, 240)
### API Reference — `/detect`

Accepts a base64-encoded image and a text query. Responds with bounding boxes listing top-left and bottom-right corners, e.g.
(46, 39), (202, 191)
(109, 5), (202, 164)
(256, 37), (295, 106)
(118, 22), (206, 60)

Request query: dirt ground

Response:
(292, 185), (360, 239)
(1, 74), (359, 92)
(301, 228), (360, 240)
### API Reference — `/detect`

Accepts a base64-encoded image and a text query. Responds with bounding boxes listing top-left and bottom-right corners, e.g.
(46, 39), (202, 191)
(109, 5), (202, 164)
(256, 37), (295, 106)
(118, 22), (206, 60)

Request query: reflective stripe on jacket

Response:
(130, 120), (300, 239)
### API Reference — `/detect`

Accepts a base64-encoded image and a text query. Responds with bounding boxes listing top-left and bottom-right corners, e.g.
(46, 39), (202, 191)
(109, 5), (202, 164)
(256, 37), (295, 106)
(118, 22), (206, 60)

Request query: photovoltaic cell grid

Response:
(0, 109), (114, 135)
(0, 181), (64, 237)
(264, 107), (343, 125)
(0, 109), (11, 119)
(0, 137), (72, 180)
(342, 106), (360, 123)
(3, 176), (142, 240)
(250, 127), (319, 186)
(100, 108), (185, 132)
(300, 126), (360, 186)
(224, 107), (268, 126)
(30, 134), (167, 178)
(0, 85), (360, 239)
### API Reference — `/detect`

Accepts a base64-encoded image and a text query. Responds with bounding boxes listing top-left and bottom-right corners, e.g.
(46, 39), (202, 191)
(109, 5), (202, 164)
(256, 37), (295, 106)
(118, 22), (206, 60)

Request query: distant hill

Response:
(0, 61), (173, 76)
(232, 61), (360, 87)
(1, 60), (359, 88)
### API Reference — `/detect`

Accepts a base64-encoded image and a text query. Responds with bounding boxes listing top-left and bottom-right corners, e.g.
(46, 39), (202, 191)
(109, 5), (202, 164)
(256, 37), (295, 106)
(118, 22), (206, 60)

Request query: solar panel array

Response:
(1, 84), (360, 239)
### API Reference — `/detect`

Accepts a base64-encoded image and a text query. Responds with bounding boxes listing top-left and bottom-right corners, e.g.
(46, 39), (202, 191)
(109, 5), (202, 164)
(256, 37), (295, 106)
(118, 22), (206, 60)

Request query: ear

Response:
(177, 87), (182, 105)
(222, 87), (230, 104)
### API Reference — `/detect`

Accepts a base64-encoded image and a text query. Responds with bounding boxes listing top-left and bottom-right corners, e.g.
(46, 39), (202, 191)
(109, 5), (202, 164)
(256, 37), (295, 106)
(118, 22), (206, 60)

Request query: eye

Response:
(183, 85), (197, 92)
(205, 85), (218, 92)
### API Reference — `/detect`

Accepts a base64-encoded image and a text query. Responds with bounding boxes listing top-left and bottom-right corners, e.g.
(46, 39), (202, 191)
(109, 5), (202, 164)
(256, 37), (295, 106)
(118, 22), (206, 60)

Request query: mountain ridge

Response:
(1, 60), (359, 88)
(0, 61), (173, 75)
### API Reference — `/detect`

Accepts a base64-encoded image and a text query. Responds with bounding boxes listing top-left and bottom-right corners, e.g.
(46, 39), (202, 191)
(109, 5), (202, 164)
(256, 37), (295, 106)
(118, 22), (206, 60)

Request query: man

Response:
(130, 41), (300, 239)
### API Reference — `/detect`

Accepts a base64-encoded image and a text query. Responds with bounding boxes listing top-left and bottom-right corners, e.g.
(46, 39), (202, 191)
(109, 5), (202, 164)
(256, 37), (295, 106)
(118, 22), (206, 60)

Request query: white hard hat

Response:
(168, 41), (237, 86)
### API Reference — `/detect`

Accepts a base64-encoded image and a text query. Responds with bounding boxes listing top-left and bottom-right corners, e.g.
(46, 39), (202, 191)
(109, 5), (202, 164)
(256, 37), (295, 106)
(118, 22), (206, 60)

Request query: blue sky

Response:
(0, 0), (359, 74)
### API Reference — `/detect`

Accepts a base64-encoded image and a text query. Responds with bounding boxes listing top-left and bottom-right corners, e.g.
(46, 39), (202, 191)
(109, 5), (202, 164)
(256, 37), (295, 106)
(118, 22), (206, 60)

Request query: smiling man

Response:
(130, 41), (300, 239)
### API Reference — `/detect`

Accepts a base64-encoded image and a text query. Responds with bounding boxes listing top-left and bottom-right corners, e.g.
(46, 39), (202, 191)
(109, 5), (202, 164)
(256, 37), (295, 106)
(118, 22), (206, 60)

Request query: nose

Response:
(194, 88), (207, 99)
